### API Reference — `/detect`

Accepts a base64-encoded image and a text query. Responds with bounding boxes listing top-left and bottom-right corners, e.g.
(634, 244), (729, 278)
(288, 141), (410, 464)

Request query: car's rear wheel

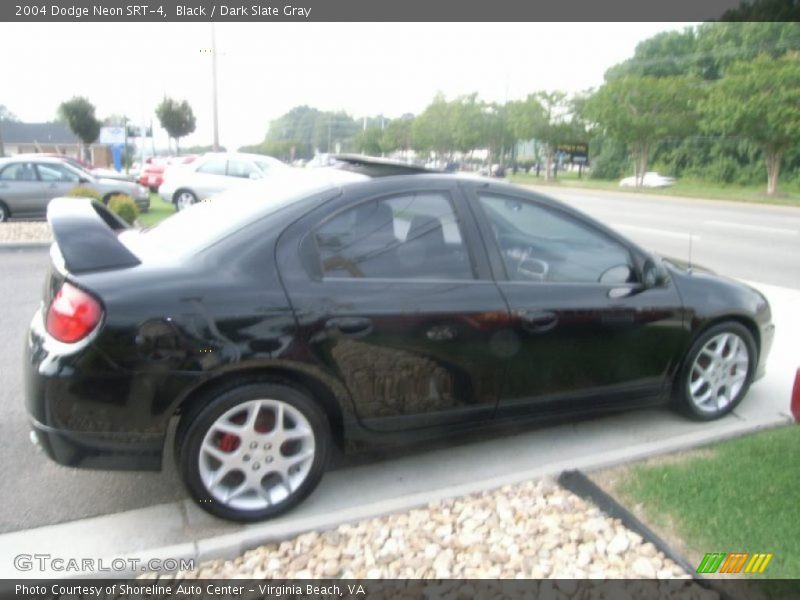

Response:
(177, 383), (329, 521)
(0, 202), (9, 222)
(676, 322), (756, 420)
(175, 190), (198, 212)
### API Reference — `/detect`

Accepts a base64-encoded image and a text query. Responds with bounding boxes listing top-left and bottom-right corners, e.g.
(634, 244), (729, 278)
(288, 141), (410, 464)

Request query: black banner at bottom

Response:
(2, 579), (800, 600)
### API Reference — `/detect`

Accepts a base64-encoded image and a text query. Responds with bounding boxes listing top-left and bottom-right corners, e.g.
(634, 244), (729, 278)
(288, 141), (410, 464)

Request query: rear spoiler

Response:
(47, 198), (141, 273)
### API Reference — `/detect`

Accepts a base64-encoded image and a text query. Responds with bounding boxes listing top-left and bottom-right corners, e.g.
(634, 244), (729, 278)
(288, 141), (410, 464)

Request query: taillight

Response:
(46, 282), (103, 343)
(791, 368), (800, 423)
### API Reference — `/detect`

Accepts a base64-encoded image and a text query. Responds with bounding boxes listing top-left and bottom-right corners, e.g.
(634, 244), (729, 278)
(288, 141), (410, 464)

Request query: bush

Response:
(65, 186), (103, 202)
(107, 194), (139, 225)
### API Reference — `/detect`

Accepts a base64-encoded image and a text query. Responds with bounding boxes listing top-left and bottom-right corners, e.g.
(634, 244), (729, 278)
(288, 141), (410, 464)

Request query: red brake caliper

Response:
(218, 434), (239, 453)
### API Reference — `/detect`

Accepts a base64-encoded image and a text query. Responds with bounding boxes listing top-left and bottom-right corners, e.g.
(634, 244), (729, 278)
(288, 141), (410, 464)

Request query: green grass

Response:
(615, 426), (800, 578)
(509, 172), (800, 207)
(137, 193), (175, 228)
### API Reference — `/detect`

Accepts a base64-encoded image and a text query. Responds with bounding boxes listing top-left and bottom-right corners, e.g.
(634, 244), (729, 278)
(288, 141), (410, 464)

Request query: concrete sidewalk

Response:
(1, 280), (796, 579)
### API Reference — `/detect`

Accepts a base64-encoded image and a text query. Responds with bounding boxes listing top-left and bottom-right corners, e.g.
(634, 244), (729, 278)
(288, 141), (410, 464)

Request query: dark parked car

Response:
(24, 158), (774, 522)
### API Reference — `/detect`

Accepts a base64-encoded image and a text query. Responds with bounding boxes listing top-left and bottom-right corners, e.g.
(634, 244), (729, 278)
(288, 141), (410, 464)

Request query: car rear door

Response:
(275, 179), (511, 432)
(465, 185), (685, 417)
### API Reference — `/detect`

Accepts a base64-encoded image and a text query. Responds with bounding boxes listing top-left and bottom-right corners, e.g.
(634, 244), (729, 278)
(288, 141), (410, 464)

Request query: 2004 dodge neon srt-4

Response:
(24, 157), (774, 522)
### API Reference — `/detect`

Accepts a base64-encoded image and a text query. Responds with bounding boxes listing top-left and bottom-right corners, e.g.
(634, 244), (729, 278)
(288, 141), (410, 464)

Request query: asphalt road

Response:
(0, 188), (797, 534)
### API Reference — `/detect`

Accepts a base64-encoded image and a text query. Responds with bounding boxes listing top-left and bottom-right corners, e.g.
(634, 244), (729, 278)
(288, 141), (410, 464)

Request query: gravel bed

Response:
(0, 221), (52, 243)
(153, 478), (707, 589)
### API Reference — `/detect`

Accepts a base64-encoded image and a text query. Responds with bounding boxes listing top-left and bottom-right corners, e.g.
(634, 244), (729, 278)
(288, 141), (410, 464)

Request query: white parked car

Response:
(160, 153), (289, 211)
(620, 172), (676, 188)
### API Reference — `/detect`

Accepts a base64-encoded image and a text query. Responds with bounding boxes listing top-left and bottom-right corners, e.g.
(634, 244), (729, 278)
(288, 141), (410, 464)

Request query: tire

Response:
(0, 202), (9, 222)
(148, 185), (158, 193)
(177, 382), (330, 522)
(174, 190), (198, 212)
(675, 322), (756, 421)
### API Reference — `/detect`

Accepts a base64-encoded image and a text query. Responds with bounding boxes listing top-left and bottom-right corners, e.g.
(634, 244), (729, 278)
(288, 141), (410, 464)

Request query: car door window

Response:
(0, 162), (38, 181)
(35, 163), (80, 183)
(196, 158), (227, 176)
(314, 192), (474, 280)
(226, 160), (258, 179)
(478, 193), (635, 284)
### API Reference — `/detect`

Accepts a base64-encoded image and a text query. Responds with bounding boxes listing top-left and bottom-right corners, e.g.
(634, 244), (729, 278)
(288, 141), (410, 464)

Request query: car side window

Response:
(197, 158), (227, 176)
(478, 193), (635, 284)
(35, 163), (80, 183)
(314, 192), (474, 280)
(0, 162), (38, 182)
(227, 160), (258, 179)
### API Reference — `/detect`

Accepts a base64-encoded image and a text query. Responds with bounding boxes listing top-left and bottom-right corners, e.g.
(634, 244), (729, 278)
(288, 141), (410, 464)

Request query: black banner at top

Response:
(0, 0), (789, 23)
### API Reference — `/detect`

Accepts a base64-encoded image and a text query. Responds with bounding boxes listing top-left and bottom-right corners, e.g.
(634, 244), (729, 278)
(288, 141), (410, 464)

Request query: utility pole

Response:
(211, 23), (220, 152)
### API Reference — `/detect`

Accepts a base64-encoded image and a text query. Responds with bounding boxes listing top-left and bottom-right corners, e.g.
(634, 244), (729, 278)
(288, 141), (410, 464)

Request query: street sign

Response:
(99, 126), (125, 145)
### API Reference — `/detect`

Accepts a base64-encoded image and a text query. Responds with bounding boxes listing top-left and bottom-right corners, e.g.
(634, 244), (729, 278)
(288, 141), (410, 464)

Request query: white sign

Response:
(99, 126), (125, 145)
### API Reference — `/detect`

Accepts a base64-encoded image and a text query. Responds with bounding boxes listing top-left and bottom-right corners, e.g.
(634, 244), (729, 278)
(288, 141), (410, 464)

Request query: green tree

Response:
(57, 96), (101, 161)
(605, 28), (698, 80)
(700, 53), (800, 195)
(381, 115), (414, 157)
(354, 125), (385, 155)
(509, 92), (584, 180)
(412, 93), (455, 158)
(155, 97), (196, 155)
(585, 75), (702, 186)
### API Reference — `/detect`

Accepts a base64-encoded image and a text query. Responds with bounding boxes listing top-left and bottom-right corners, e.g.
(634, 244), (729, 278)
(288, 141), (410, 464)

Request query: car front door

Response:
(276, 180), (510, 432)
(467, 187), (685, 417)
(35, 162), (84, 204)
(0, 161), (45, 216)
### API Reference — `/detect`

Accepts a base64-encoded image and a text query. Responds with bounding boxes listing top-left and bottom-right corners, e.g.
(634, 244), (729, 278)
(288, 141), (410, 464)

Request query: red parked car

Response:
(137, 155), (196, 192)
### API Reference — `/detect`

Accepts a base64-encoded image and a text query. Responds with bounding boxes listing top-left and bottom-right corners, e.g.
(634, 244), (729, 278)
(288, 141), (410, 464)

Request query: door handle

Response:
(325, 317), (372, 336)
(519, 310), (558, 333)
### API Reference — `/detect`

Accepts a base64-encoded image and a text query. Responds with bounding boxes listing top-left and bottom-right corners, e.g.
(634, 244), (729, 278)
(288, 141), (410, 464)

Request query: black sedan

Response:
(24, 159), (774, 522)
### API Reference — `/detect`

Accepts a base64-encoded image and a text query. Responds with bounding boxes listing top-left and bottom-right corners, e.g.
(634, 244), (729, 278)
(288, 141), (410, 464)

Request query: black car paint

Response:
(24, 176), (774, 470)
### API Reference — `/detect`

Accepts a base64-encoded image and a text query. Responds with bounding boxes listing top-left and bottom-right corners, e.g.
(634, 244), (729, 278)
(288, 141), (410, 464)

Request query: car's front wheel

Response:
(174, 190), (198, 211)
(676, 322), (756, 420)
(177, 383), (330, 521)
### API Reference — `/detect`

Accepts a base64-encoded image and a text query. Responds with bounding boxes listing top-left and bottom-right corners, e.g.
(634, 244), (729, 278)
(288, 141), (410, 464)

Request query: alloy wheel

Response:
(687, 332), (750, 414)
(197, 399), (316, 511)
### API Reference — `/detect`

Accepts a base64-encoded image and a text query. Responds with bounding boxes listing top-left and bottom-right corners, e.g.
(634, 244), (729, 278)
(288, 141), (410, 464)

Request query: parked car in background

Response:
(13, 153), (135, 182)
(0, 156), (149, 221)
(620, 172), (676, 188)
(25, 157), (772, 522)
(137, 155), (197, 192)
(160, 152), (289, 211)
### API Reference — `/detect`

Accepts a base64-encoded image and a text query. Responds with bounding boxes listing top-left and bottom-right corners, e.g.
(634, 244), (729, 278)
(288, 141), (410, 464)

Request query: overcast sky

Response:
(1, 22), (693, 150)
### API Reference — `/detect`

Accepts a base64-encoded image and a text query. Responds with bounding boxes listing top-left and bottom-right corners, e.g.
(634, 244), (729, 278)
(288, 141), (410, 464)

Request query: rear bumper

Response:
(28, 416), (163, 471)
(24, 310), (166, 471)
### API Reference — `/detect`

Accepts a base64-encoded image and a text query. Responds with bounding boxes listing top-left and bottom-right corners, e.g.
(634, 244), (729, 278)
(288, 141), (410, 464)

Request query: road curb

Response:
(0, 242), (50, 252)
(0, 412), (791, 579)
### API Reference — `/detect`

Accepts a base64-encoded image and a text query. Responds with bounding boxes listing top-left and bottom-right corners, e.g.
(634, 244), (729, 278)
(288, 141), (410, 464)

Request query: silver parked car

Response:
(0, 156), (150, 221)
(159, 152), (289, 211)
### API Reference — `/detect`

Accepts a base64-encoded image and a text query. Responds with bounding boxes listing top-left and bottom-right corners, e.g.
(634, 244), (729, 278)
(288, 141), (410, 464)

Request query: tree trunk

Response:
(175, 138), (180, 156)
(544, 147), (554, 181)
(765, 150), (782, 196)
(633, 142), (649, 188)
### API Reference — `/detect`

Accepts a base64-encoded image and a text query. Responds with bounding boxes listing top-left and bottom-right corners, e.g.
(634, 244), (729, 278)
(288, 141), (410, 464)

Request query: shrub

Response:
(65, 186), (103, 202)
(107, 194), (139, 225)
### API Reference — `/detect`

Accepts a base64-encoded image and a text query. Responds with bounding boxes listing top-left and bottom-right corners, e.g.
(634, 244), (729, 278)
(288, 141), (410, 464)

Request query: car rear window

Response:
(128, 170), (367, 257)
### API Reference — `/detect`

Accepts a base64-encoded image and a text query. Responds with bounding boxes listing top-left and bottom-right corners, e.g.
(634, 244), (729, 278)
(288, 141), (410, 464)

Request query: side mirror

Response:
(641, 258), (667, 289)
